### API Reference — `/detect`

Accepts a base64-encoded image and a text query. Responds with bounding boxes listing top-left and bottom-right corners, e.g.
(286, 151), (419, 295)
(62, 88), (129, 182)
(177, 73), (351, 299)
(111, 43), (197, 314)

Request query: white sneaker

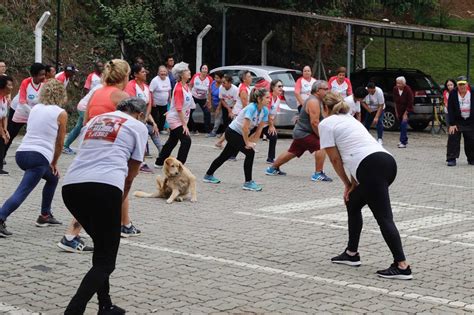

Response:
(398, 143), (407, 148)
(377, 138), (383, 145)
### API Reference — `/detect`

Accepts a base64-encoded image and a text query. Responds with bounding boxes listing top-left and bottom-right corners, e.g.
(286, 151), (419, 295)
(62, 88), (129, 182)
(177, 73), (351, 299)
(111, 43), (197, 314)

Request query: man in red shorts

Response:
(265, 80), (332, 181)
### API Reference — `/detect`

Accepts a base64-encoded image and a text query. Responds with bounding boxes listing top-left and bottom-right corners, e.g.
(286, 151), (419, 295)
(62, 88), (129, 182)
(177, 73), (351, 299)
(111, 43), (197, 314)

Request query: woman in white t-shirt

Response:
(154, 62), (193, 167)
(294, 65), (317, 112)
(62, 97), (148, 313)
(0, 75), (13, 175)
(319, 92), (412, 280)
(263, 79), (283, 163)
(149, 66), (171, 132)
(189, 64), (213, 134)
(0, 79), (67, 237)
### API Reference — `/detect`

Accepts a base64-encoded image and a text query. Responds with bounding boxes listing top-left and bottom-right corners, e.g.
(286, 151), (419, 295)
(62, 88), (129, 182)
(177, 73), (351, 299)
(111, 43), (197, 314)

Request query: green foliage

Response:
(98, 1), (162, 51)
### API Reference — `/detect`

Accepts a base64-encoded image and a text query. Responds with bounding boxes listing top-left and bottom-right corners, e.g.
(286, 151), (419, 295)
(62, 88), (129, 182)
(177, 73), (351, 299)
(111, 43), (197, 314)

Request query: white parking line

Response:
(257, 198), (344, 214)
(312, 206), (407, 222)
(0, 302), (42, 314)
(396, 213), (472, 232)
(428, 182), (472, 189)
(234, 211), (474, 248)
(121, 240), (474, 312)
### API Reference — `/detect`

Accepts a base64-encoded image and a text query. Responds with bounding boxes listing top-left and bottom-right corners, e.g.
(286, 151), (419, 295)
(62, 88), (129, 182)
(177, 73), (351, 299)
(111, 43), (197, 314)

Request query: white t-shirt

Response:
(459, 91), (471, 119)
(269, 95), (281, 117)
(17, 104), (64, 163)
(166, 83), (194, 130)
(295, 77), (317, 105)
(77, 84), (103, 112)
(344, 95), (360, 116)
(150, 76), (171, 106)
(0, 96), (8, 119)
(11, 77), (43, 122)
(190, 73), (212, 99)
(229, 103), (269, 135)
(62, 110), (148, 192)
(319, 114), (390, 182)
(84, 72), (101, 90)
(219, 84), (239, 108)
(232, 83), (251, 115)
(364, 87), (385, 112)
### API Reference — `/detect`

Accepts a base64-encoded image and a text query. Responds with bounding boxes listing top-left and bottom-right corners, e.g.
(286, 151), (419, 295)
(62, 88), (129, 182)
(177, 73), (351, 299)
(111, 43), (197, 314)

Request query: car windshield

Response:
(269, 71), (298, 87)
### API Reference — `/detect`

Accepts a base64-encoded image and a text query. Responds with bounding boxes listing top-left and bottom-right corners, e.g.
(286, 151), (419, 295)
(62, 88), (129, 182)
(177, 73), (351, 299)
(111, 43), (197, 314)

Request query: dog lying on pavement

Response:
(133, 157), (197, 204)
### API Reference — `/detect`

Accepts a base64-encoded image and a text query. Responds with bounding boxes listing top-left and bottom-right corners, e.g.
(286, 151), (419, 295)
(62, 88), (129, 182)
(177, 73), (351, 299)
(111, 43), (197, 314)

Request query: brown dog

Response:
(133, 157), (197, 204)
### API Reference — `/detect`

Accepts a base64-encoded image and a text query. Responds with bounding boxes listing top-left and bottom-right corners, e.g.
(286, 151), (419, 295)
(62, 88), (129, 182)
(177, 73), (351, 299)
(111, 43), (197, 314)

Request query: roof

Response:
(222, 3), (474, 38)
(211, 65), (299, 73)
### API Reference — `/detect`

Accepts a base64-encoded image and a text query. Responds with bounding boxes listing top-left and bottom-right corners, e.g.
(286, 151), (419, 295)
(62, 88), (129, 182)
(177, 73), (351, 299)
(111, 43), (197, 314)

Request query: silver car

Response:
(192, 65), (301, 128)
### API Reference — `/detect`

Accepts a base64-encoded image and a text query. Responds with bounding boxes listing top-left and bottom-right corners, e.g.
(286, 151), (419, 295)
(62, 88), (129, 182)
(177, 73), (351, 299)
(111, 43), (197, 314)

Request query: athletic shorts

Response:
(288, 133), (320, 158)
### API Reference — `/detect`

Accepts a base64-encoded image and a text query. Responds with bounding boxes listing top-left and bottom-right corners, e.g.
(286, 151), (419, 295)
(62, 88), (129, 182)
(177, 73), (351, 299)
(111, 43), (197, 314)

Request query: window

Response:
(269, 71), (298, 87)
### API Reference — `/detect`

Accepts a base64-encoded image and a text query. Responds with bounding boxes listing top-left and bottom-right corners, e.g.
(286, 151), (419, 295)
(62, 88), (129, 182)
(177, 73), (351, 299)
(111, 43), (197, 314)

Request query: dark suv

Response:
(350, 68), (443, 131)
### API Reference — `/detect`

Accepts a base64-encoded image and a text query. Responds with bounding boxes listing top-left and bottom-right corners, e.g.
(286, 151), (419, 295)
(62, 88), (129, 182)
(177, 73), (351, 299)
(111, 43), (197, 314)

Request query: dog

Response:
(133, 157), (197, 204)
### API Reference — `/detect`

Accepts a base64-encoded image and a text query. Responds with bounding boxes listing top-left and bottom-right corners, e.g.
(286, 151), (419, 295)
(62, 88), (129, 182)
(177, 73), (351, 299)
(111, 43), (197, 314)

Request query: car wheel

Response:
(408, 121), (430, 131)
(382, 107), (398, 131)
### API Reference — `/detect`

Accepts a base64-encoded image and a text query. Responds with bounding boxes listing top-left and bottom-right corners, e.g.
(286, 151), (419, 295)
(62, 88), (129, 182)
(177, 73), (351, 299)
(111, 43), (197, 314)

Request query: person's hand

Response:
(229, 112), (234, 119)
(245, 141), (256, 150)
(402, 112), (408, 122)
(50, 164), (60, 177)
(1, 132), (9, 144)
(343, 183), (354, 203)
(449, 125), (458, 135)
(152, 123), (159, 135)
(373, 117), (379, 126)
(183, 125), (190, 135)
(269, 126), (277, 136)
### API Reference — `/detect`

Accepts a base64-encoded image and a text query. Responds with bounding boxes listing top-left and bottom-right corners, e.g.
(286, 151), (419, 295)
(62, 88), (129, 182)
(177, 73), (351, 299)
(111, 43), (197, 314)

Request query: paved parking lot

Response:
(0, 130), (473, 314)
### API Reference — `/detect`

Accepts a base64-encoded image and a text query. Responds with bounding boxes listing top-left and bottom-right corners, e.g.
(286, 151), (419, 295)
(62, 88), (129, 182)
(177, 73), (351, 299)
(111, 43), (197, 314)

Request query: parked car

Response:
(192, 65), (301, 128)
(350, 68), (443, 131)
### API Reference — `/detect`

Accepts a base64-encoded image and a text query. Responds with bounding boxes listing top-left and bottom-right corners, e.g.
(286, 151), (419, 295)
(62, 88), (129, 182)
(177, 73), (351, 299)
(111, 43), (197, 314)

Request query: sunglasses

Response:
(276, 84), (283, 88)
(320, 88), (329, 90)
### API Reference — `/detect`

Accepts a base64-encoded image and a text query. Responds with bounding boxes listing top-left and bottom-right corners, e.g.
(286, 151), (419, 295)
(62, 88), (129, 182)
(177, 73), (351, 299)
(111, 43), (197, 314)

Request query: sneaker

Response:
(139, 164), (154, 174)
(191, 130), (200, 135)
(98, 304), (126, 315)
(331, 251), (361, 266)
(144, 151), (152, 158)
(0, 220), (12, 237)
(397, 143), (407, 148)
(154, 163), (163, 169)
(215, 143), (224, 149)
(377, 138), (383, 145)
(207, 132), (217, 138)
(262, 134), (268, 142)
(242, 180), (263, 191)
(266, 159), (274, 164)
(376, 262), (413, 280)
(62, 147), (76, 155)
(203, 174), (221, 184)
(228, 156), (237, 161)
(35, 214), (62, 227)
(311, 171), (333, 182)
(447, 160), (456, 167)
(0, 169), (9, 176)
(265, 166), (287, 176)
(159, 130), (169, 135)
(121, 224), (141, 238)
(57, 236), (93, 253)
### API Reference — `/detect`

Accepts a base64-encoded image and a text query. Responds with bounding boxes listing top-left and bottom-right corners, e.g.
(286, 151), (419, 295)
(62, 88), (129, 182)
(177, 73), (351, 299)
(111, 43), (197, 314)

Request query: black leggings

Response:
(206, 127), (255, 182)
(262, 126), (278, 161)
(62, 183), (123, 314)
(0, 137), (5, 170)
(193, 97), (211, 133)
(151, 105), (168, 131)
(155, 125), (191, 165)
(346, 152), (406, 262)
(446, 127), (474, 163)
(4, 109), (25, 158)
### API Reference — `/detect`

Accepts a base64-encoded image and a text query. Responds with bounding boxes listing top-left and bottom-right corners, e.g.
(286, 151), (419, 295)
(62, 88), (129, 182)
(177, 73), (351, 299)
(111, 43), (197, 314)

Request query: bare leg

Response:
(273, 151), (296, 169)
(315, 149), (326, 172)
(65, 218), (82, 236)
(121, 196), (130, 226)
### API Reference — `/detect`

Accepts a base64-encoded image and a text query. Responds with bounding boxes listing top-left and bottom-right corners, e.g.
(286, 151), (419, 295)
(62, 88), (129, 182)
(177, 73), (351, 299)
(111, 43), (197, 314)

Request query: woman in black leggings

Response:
(262, 79), (283, 164)
(203, 88), (270, 192)
(62, 98), (148, 314)
(319, 92), (412, 280)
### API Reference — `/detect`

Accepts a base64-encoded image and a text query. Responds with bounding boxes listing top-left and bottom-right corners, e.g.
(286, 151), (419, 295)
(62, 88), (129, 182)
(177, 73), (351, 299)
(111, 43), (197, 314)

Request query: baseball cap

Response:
(457, 76), (467, 85)
(65, 64), (77, 72)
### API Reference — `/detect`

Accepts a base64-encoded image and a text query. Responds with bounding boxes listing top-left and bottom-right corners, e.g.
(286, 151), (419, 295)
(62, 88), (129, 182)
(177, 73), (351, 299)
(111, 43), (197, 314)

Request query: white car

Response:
(192, 65), (301, 128)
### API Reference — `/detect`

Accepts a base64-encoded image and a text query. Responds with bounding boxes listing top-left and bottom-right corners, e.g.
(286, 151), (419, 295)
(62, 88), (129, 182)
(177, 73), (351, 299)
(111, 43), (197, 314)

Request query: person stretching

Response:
(320, 92), (412, 280)
(203, 88), (269, 191)
(266, 80), (332, 182)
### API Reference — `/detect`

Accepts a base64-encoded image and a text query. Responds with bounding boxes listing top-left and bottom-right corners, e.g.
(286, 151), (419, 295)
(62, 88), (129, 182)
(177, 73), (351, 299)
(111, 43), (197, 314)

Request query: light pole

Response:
(55, 0), (61, 71)
(361, 38), (373, 69)
(196, 24), (212, 73)
(35, 11), (51, 63)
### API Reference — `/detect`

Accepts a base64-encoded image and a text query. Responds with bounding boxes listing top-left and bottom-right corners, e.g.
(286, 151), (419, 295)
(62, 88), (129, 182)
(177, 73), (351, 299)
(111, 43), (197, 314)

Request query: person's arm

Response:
(123, 159), (142, 201)
(448, 90), (458, 134)
(51, 111), (68, 176)
(355, 112), (361, 122)
(241, 118), (254, 149)
(294, 79), (304, 106)
(346, 79), (353, 96)
(325, 146), (353, 201)
(405, 87), (414, 120)
(307, 99), (321, 136)
(374, 105), (383, 125)
(240, 90), (249, 109)
(18, 79), (29, 105)
(361, 100), (371, 113)
(0, 117), (7, 144)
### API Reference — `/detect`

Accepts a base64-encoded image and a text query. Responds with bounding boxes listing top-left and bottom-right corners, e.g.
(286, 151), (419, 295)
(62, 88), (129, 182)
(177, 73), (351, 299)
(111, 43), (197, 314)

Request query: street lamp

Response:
(362, 38), (373, 69)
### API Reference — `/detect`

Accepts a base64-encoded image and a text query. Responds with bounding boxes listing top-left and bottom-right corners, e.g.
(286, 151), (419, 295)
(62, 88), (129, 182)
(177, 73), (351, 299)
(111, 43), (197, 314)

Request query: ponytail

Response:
(323, 92), (350, 115)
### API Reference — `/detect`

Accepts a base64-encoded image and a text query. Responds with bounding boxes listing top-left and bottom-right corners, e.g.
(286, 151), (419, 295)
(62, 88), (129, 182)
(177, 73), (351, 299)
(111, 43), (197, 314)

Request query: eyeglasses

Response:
(320, 88), (329, 90)
(276, 85), (283, 88)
